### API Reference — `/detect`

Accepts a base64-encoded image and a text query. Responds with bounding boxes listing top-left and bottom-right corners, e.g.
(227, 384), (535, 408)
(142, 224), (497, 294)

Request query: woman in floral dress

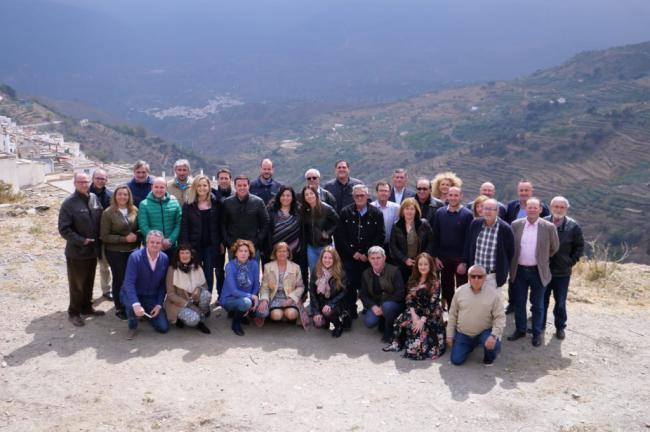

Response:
(383, 252), (446, 360)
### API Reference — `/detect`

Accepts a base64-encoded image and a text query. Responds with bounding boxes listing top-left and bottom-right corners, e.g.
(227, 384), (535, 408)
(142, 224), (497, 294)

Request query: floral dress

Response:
(384, 283), (446, 360)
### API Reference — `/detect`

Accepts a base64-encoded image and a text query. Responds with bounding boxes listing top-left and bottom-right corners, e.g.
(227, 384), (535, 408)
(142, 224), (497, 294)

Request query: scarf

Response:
(173, 267), (206, 294)
(236, 261), (252, 290)
(316, 268), (333, 298)
(175, 177), (190, 191)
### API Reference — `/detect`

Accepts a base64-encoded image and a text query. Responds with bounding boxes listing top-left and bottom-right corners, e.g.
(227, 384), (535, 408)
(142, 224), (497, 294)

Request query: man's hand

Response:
(150, 305), (162, 318)
(371, 305), (383, 316)
(133, 304), (145, 317)
(162, 239), (172, 250)
(456, 263), (467, 275)
(405, 258), (415, 267)
(484, 335), (497, 350)
(435, 257), (444, 269)
(446, 336), (454, 347)
(353, 252), (364, 261)
(83, 238), (95, 246)
(322, 305), (332, 315)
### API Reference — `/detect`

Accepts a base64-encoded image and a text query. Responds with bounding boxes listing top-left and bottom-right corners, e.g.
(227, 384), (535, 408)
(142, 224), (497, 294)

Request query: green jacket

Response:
(138, 191), (182, 246)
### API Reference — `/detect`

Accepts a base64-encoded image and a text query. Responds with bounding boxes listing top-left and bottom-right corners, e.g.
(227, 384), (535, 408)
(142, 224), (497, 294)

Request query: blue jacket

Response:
(505, 199), (550, 224)
(221, 259), (260, 303)
(462, 218), (514, 287)
(249, 177), (282, 205)
(128, 176), (154, 207)
(121, 248), (169, 307)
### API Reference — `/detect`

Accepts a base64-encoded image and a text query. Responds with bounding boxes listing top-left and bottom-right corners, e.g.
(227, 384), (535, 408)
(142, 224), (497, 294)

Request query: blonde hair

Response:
(187, 175), (211, 204)
(399, 197), (422, 220)
(431, 171), (463, 199)
(315, 246), (344, 291)
(472, 195), (490, 218)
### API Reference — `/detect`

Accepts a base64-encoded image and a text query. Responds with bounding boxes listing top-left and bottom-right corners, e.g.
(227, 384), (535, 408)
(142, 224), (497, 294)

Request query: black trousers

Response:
(342, 259), (369, 316)
(215, 251), (226, 298)
(104, 249), (133, 314)
(66, 257), (97, 316)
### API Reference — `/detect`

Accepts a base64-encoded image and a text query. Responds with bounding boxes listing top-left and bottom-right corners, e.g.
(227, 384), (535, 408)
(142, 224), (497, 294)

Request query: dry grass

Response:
(571, 261), (650, 307)
(0, 180), (23, 203)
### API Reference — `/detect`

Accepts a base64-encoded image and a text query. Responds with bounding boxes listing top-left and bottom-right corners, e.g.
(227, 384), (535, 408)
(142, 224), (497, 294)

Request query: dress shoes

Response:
(556, 329), (566, 340)
(532, 335), (542, 347)
(81, 308), (105, 317)
(507, 331), (526, 341)
(68, 315), (85, 327)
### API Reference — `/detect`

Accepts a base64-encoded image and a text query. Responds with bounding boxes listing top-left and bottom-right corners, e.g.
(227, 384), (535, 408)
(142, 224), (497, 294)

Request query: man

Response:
(388, 168), (416, 204)
(167, 159), (193, 204)
(249, 158), (282, 205)
(447, 265), (505, 366)
(543, 196), (584, 340)
(335, 184), (385, 320)
(360, 246), (405, 342)
(467, 182), (506, 220)
(120, 230), (170, 339)
(127, 160), (153, 207)
(324, 160), (363, 213)
(89, 168), (113, 300)
(58, 172), (105, 327)
(507, 197), (559, 347)
(221, 175), (270, 258)
(304, 168), (337, 208)
(213, 168), (234, 202)
(370, 181), (400, 256)
(432, 186), (474, 307)
(505, 180), (550, 224)
(462, 198), (515, 290)
(414, 177), (444, 226)
(137, 177), (182, 257)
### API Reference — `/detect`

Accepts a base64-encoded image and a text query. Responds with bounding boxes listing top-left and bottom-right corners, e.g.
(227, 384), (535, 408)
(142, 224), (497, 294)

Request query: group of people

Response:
(58, 157), (584, 365)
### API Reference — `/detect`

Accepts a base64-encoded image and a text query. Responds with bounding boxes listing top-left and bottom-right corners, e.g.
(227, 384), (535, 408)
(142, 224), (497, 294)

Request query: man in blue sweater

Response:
(127, 160), (154, 208)
(432, 186), (474, 307)
(120, 230), (170, 339)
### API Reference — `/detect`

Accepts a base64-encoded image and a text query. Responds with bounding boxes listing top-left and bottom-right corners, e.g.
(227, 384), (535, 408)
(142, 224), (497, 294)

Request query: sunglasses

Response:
(306, 176), (319, 180)
(416, 187), (429, 191)
(469, 275), (485, 279)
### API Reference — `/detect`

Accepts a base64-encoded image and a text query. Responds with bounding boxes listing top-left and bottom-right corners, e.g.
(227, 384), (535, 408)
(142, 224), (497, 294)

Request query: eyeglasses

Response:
(353, 194), (367, 198)
(94, 177), (107, 181)
(416, 187), (429, 191)
(306, 176), (319, 181)
(469, 275), (485, 279)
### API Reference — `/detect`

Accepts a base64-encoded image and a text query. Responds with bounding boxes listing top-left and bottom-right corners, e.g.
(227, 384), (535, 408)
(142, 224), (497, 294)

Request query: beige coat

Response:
(167, 178), (193, 204)
(260, 260), (304, 303)
(164, 267), (207, 323)
(510, 217), (560, 286)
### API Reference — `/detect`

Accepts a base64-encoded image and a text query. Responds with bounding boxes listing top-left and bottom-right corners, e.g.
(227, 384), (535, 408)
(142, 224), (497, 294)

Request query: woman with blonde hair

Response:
(100, 184), (140, 320)
(431, 172), (462, 202)
(309, 246), (348, 337)
(471, 195), (490, 218)
(389, 198), (434, 283)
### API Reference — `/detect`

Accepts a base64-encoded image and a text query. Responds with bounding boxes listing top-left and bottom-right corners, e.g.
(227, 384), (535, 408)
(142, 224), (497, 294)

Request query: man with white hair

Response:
(543, 196), (584, 340)
(167, 159), (193, 204)
(304, 168), (337, 208)
(121, 230), (170, 339)
(89, 168), (113, 299)
(138, 177), (182, 257)
(58, 172), (105, 326)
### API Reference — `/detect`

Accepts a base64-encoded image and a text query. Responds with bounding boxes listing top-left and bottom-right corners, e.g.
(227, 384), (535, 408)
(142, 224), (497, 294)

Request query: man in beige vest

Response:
(507, 197), (559, 347)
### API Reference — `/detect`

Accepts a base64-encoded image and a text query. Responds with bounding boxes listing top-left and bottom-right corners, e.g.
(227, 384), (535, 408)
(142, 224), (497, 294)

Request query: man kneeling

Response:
(446, 265), (505, 366)
(121, 230), (170, 339)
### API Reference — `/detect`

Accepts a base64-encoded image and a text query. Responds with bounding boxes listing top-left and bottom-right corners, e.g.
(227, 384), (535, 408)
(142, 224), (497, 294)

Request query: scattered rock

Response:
(572, 393), (581, 400)
(35, 205), (50, 213)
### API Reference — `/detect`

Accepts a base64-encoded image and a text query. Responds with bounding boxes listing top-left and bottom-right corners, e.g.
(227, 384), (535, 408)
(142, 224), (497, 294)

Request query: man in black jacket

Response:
(505, 180), (550, 224)
(89, 168), (113, 300)
(415, 177), (444, 226)
(335, 184), (385, 320)
(212, 167), (233, 294)
(221, 175), (270, 259)
(304, 168), (337, 209)
(324, 160), (363, 213)
(249, 158), (282, 205)
(543, 196), (584, 340)
(58, 172), (105, 326)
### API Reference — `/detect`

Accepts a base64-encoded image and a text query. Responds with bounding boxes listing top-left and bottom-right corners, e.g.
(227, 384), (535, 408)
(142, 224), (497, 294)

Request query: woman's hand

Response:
(257, 299), (269, 313)
(125, 233), (137, 243)
(405, 258), (415, 267)
(322, 305), (332, 315)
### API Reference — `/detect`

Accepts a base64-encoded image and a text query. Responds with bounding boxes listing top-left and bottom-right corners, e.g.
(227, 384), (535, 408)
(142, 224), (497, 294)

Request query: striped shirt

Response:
(475, 221), (499, 273)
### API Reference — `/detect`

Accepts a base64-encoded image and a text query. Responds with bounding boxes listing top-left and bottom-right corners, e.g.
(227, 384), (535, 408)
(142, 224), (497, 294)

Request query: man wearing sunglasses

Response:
(304, 168), (337, 209)
(447, 265), (505, 366)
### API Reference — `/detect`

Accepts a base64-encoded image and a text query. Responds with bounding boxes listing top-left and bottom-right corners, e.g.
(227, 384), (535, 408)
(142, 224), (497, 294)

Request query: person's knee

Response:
(450, 351), (467, 365)
(238, 297), (253, 312)
(364, 314), (377, 328)
(270, 309), (283, 321)
(155, 320), (169, 334)
(284, 308), (299, 321)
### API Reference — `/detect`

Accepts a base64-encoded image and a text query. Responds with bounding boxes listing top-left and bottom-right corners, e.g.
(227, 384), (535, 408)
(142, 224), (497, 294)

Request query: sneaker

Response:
(68, 315), (85, 327)
(126, 329), (137, 340)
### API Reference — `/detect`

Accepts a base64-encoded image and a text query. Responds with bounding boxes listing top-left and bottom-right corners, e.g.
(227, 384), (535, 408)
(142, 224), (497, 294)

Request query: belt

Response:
(518, 265), (538, 270)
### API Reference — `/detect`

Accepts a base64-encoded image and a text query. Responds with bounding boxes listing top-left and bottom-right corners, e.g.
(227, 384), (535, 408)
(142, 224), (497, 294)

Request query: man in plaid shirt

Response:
(462, 199), (515, 290)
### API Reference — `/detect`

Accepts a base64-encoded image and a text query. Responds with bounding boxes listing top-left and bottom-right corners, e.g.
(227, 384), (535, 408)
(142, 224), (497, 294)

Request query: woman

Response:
(100, 185), (140, 320)
(383, 253), (446, 360)
(431, 171), (462, 202)
(266, 185), (302, 260)
(471, 194), (490, 218)
(164, 245), (211, 334)
(309, 246), (348, 337)
(180, 175), (221, 295)
(389, 198), (434, 283)
(258, 242), (305, 325)
(300, 185), (339, 273)
(221, 239), (263, 336)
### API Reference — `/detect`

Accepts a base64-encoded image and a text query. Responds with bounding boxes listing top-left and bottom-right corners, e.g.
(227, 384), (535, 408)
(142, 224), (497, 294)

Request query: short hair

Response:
(526, 197), (542, 207)
(271, 241), (292, 261)
(352, 184), (369, 195)
(304, 168), (321, 179)
(482, 198), (499, 210)
(399, 197), (422, 220)
(133, 160), (150, 172)
(468, 264), (487, 276)
(368, 246), (386, 257)
(393, 168), (407, 175)
(173, 159), (191, 171)
(217, 167), (232, 178)
(92, 168), (107, 179)
(73, 172), (89, 182)
(550, 196), (570, 208)
(335, 160), (349, 168)
(518, 179), (533, 187)
(375, 180), (390, 191)
(260, 158), (273, 167)
(416, 177), (431, 188)
(230, 238), (256, 257)
(233, 175), (250, 185)
(146, 230), (164, 242)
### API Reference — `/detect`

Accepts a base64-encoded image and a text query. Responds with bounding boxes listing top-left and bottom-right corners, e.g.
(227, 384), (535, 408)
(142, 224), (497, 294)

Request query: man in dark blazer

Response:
(388, 168), (416, 204)
(462, 199), (514, 290)
(505, 180), (550, 224)
(507, 197), (559, 347)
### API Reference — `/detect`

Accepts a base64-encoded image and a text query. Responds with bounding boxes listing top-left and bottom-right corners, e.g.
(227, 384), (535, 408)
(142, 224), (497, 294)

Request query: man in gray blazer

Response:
(507, 197), (559, 347)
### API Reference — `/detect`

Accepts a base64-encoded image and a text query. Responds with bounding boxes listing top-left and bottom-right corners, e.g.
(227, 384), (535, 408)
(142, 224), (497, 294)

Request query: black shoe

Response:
(507, 331), (526, 341)
(81, 308), (105, 317)
(350, 308), (359, 319)
(505, 304), (514, 315)
(532, 335), (542, 347)
(196, 322), (211, 334)
(331, 326), (343, 338)
(341, 312), (352, 330)
(176, 320), (185, 329)
(483, 353), (494, 366)
(231, 315), (245, 336)
(68, 315), (85, 327)
(378, 319), (386, 334)
(115, 310), (127, 321)
(102, 292), (113, 300)
(556, 329), (566, 340)
(526, 328), (533, 334)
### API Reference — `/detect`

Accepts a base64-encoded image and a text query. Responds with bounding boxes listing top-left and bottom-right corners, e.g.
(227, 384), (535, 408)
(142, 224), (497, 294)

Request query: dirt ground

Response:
(0, 187), (649, 431)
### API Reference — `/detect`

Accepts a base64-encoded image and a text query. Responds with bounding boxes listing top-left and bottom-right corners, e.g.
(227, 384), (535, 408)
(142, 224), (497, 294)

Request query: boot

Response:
(231, 312), (245, 336)
(331, 316), (343, 338)
(196, 322), (211, 334)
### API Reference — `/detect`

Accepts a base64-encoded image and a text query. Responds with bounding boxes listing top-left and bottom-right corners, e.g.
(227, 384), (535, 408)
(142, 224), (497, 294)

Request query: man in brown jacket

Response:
(507, 197), (559, 347)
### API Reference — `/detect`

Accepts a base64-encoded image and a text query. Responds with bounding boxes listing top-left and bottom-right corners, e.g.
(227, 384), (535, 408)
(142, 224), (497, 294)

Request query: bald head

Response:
(480, 182), (496, 198)
(152, 177), (167, 199)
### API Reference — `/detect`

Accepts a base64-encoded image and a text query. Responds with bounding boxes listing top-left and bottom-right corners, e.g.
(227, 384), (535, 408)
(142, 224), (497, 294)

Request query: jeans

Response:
(104, 249), (133, 314)
(450, 329), (501, 365)
(514, 266), (546, 336)
(307, 245), (324, 274)
(364, 301), (404, 339)
(439, 256), (468, 308)
(221, 297), (268, 318)
(123, 294), (169, 333)
(200, 246), (218, 293)
(544, 275), (570, 330)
